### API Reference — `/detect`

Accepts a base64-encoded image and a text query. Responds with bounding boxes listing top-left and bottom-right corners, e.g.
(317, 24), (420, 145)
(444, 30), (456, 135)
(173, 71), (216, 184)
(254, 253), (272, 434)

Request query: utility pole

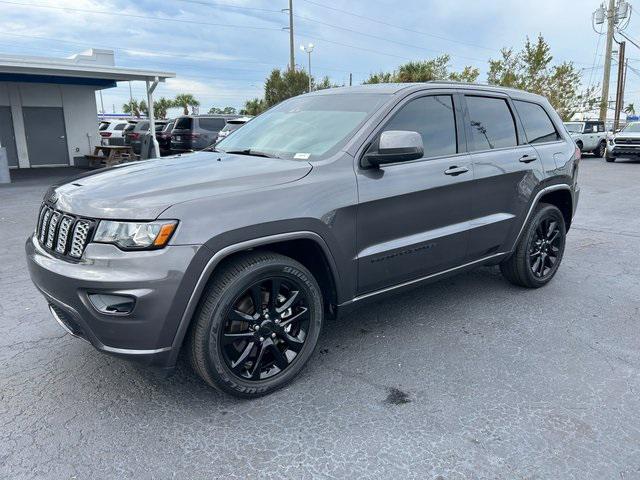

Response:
(600, 0), (616, 122)
(594, 0), (631, 123)
(288, 0), (295, 71)
(614, 41), (626, 130)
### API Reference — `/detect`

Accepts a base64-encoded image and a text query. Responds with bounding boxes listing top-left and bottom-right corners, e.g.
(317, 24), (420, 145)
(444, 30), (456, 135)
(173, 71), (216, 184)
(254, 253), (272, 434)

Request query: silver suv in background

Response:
(216, 116), (253, 142)
(564, 120), (607, 157)
(606, 121), (640, 162)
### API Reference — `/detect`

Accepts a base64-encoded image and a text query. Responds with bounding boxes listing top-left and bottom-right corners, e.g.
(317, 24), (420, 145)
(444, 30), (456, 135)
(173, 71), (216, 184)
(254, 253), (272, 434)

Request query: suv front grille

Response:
(615, 137), (640, 145)
(36, 204), (95, 259)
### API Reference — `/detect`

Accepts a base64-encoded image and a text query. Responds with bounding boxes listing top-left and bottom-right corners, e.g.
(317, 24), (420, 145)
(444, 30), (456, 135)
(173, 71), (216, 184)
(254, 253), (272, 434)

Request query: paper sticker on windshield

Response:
(294, 153), (311, 160)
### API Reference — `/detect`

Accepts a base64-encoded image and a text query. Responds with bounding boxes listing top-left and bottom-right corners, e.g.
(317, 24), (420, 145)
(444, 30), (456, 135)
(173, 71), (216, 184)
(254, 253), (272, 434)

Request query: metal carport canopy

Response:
(0, 51), (175, 158)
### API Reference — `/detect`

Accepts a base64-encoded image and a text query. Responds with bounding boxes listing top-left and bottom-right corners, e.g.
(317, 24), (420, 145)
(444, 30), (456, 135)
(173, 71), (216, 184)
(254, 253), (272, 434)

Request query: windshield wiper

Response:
(224, 149), (279, 159)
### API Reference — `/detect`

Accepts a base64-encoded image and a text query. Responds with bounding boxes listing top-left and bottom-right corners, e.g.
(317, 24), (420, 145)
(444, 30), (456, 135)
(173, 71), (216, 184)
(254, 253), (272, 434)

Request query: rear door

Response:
(463, 93), (544, 259)
(355, 91), (473, 294)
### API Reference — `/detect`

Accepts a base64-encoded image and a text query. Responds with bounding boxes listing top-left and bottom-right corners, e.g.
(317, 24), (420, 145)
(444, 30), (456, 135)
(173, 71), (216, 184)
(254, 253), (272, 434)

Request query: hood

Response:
(614, 131), (640, 139)
(51, 152), (312, 219)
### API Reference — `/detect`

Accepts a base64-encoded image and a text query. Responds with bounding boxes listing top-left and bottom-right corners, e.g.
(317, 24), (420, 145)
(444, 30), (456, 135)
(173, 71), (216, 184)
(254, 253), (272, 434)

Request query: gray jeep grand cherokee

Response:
(26, 83), (580, 398)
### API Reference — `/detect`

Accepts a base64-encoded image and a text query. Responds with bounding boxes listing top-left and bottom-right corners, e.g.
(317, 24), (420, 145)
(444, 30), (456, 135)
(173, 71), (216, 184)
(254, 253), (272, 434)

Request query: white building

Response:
(0, 49), (174, 170)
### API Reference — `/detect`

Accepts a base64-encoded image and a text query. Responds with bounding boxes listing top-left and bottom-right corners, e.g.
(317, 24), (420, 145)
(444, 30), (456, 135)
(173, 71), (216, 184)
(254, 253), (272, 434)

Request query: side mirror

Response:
(363, 130), (424, 168)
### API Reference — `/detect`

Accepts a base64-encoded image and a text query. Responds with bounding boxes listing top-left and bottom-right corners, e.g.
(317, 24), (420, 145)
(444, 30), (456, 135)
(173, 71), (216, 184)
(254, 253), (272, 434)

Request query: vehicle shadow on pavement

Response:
(122, 264), (516, 404)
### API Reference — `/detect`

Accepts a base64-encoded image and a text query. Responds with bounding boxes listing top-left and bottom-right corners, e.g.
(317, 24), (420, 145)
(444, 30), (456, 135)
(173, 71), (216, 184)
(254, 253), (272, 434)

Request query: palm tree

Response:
(123, 99), (139, 117)
(154, 97), (173, 119)
(173, 94), (200, 115)
(624, 103), (635, 116)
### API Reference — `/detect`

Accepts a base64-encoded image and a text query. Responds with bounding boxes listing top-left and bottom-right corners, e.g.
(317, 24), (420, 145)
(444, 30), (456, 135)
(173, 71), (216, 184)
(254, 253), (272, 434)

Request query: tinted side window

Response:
(199, 118), (226, 131)
(514, 100), (560, 144)
(466, 96), (517, 151)
(114, 123), (126, 131)
(383, 95), (457, 158)
(174, 117), (193, 130)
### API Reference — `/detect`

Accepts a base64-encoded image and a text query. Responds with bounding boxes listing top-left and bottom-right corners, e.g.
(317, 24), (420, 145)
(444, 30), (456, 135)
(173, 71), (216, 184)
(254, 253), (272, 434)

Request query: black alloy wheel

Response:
(528, 216), (563, 280)
(500, 203), (566, 288)
(220, 277), (310, 381)
(188, 251), (323, 398)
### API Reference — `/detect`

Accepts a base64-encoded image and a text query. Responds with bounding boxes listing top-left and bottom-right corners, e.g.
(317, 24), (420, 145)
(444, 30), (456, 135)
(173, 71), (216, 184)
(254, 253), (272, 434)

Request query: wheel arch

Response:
(538, 188), (573, 231)
(510, 184), (573, 253)
(168, 232), (341, 363)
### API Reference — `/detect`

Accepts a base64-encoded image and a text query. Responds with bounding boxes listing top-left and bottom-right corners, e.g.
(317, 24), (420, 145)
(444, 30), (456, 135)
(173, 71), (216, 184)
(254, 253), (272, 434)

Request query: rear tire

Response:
(594, 141), (606, 158)
(500, 203), (566, 288)
(188, 251), (323, 398)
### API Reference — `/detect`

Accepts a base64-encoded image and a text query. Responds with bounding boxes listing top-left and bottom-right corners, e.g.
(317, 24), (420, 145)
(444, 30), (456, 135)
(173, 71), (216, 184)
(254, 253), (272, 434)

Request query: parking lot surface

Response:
(1, 159), (639, 479)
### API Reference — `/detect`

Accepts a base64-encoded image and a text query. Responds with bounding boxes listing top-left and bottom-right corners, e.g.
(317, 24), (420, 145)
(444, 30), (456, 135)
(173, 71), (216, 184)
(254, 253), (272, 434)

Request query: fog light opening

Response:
(88, 294), (136, 315)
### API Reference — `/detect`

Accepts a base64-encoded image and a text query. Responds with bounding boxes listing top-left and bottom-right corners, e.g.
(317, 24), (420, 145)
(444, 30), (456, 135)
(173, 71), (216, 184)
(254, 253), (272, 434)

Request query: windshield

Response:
(216, 93), (388, 160)
(564, 122), (583, 133)
(622, 122), (640, 132)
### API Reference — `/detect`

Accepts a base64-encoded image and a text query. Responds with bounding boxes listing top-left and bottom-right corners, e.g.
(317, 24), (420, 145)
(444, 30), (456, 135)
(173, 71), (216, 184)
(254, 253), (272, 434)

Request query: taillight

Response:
(574, 145), (581, 161)
(186, 133), (200, 139)
(131, 133), (140, 140)
(100, 132), (112, 137)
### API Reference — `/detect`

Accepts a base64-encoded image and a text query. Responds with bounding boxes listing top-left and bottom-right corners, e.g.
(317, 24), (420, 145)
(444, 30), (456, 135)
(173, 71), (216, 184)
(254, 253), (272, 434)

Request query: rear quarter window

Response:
(199, 118), (226, 131)
(513, 100), (560, 144)
(114, 123), (126, 131)
(466, 96), (518, 151)
(174, 117), (193, 130)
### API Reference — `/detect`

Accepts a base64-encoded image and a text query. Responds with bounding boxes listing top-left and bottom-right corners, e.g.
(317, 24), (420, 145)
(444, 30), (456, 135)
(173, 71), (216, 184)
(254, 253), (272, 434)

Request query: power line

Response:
(173, 0), (282, 14)
(293, 12), (488, 64)
(299, 0), (499, 53)
(0, 1), (283, 32)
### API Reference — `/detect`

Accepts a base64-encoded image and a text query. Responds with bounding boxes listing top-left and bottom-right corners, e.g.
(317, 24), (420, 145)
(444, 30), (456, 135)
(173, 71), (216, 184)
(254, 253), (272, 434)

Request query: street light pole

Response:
(300, 43), (314, 92)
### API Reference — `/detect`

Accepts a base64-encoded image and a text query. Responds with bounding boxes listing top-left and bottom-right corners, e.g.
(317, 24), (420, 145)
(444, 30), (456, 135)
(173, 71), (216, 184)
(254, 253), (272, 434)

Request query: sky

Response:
(1, 0), (640, 117)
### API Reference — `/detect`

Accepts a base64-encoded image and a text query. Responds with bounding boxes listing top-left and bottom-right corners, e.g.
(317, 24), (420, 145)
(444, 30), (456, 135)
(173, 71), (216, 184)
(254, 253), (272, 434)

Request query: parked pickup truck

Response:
(564, 120), (607, 157)
(606, 121), (640, 162)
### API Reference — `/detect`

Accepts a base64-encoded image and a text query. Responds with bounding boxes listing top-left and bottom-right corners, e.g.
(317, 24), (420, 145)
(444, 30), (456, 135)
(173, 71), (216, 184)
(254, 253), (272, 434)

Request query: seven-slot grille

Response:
(36, 204), (94, 259)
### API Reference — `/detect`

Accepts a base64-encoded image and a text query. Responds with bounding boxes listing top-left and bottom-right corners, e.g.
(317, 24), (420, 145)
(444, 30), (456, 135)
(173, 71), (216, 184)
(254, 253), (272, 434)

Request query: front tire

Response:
(188, 251), (323, 398)
(500, 203), (566, 288)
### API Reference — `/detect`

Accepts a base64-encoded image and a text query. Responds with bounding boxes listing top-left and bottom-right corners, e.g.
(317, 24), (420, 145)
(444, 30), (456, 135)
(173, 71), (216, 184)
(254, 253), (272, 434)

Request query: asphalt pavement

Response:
(1, 158), (639, 479)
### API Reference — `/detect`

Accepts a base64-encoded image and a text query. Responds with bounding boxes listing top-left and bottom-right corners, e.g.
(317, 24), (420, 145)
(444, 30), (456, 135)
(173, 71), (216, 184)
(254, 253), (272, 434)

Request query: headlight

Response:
(93, 220), (177, 250)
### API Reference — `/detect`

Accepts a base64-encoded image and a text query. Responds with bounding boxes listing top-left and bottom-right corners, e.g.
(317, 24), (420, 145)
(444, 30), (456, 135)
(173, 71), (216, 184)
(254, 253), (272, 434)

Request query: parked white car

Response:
(98, 119), (129, 145)
(216, 116), (253, 142)
(563, 120), (607, 157)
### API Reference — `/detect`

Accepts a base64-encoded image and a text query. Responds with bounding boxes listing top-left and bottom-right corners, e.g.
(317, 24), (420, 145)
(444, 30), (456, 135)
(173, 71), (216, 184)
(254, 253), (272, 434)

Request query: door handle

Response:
(444, 165), (469, 176)
(519, 154), (537, 163)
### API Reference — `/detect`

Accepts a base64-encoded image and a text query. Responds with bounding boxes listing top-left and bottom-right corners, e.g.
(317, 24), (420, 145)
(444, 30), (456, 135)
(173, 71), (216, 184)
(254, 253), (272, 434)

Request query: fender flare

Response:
(510, 183), (573, 251)
(167, 231), (339, 364)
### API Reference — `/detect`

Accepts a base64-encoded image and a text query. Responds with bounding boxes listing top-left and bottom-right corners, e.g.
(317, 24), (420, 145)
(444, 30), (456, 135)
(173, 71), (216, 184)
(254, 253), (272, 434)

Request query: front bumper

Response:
(26, 235), (202, 368)
(608, 145), (640, 157)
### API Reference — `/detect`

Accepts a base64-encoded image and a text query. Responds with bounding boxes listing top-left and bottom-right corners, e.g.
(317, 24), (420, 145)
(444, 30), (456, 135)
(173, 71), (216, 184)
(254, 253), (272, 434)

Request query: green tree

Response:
(625, 103), (635, 115)
(264, 68), (310, 107)
(173, 94), (200, 115)
(208, 106), (237, 114)
(122, 99), (143, 117)
(153, 97), (173, 118)
(240, 98), (266, 116)
(363, 55), (479, 84)
(315, 75), (340, 90)
(487, 35), (585, 120)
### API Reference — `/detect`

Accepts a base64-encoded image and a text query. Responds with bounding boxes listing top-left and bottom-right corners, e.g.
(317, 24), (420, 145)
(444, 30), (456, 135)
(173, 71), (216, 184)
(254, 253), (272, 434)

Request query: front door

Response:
(462, 94), (545, 259)
(0, 107), (18, 167)
(22, 107), (68, 166)
(356, 92), (473, 295)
